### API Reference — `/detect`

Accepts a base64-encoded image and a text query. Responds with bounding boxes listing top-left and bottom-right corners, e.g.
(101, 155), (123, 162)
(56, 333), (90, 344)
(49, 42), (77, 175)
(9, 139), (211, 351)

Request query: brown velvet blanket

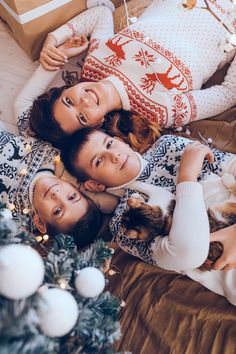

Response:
(104, 2), (236, 353)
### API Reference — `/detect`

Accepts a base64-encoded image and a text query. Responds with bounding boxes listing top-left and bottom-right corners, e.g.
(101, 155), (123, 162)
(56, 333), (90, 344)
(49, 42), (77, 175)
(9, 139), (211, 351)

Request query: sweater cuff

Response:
(50, 24), (74, 46)
(176, 181), (203, 198)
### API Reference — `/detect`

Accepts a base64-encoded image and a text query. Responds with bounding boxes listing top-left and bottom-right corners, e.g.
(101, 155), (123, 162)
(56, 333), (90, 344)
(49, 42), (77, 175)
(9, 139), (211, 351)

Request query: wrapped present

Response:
(0, 0), (87, 61)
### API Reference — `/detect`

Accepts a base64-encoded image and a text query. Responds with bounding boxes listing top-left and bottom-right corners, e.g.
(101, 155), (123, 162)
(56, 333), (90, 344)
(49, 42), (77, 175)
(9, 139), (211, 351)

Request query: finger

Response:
(212, 257), (227, 270)
(50, 46), (68, 60)
(40, 60), (60, 71)
(48, 49), (67, 62)
(222, 264), (234, 272)
(206, 150), (215, 163)
(43, 55), (65, 67)
(82, 35), (88, 44)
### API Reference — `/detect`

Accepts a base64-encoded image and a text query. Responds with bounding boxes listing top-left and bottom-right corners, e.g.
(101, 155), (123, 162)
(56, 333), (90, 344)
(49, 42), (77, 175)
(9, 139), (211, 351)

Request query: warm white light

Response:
(43, 234), (49, 241)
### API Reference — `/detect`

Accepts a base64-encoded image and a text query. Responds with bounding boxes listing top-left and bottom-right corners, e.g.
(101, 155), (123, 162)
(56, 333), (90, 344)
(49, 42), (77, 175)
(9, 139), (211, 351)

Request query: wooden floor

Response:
(0, 23), (81, 134)
(0, 23), (38, 134)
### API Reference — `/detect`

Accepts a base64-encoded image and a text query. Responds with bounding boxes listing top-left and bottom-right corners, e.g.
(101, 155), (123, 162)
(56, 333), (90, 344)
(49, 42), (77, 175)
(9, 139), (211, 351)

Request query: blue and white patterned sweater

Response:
(109, 135), (235, 271)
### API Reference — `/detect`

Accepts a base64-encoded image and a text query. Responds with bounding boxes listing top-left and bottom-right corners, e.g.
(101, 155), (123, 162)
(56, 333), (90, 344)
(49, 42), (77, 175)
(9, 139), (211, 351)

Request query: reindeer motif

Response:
(140, 64), (187, 94)
(105, 36), (132, 67)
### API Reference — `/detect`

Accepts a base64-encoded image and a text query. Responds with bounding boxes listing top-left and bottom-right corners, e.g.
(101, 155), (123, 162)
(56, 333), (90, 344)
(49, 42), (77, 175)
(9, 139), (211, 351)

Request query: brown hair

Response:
(46, 196), (102, 249)
(103, 110), (161, 154)
(30, 85), (161, 152)
(29, 86), (70, 148)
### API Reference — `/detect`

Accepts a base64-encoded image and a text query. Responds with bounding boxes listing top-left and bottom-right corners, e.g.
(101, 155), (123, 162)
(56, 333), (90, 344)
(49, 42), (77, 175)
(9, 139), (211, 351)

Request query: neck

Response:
(102, 79), (122, 111)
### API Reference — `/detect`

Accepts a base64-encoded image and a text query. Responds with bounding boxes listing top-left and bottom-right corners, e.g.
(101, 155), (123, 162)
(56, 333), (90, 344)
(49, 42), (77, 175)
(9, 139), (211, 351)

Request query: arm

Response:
(51, 6), (114, 44)
(40, 6), (114, 71)
(13, 65), (58, 133)
(116, 142), (214, 271)
(152, 182), (210, 271)
(167, 56), (236, 127)
(152, 142), (214, 271)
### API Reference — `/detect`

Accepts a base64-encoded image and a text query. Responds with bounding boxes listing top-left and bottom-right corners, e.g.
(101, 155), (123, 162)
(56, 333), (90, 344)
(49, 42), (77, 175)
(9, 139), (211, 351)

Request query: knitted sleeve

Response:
(112, 182), (210, 272)
(14, 66), (58, 136)
(150, 182), (210, 272)
(170, 55), (236, 126)
(50, 6), (114, 46)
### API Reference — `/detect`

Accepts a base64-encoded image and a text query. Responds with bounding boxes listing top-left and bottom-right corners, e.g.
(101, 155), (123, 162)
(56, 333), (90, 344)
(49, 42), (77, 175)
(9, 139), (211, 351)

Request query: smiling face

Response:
(74, 131), (141, 188)
(52, 80), (122, 134)
(33, 175), (88, 233)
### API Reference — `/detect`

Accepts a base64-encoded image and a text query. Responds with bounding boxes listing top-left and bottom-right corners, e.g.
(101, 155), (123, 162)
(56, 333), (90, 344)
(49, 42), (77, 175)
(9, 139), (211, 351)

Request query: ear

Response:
(33, 214), (47, 234)
(84, 179), (106, 192)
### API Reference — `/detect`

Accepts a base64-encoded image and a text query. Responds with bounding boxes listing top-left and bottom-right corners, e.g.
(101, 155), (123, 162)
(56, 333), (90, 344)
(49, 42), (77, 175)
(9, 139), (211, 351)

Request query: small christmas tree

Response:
(0, 205), (121, 354)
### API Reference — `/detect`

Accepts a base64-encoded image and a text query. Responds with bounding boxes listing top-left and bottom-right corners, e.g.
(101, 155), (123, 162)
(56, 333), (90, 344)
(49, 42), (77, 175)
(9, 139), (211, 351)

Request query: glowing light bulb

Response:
(8, 203), (15, 211)
(35, 236), (43, 242)
(43, 234), (49, 241)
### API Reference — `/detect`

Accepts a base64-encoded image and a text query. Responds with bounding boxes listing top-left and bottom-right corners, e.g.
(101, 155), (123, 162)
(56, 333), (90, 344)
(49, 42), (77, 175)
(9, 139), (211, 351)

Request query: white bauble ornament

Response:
(38, 288), (79, 337)
(0, 244), (45, 300)
(75, 267), (105, 298)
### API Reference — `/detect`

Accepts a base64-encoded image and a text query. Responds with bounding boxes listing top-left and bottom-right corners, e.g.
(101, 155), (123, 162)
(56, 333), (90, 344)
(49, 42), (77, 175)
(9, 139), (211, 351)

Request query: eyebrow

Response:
(90, 136), (109, 167)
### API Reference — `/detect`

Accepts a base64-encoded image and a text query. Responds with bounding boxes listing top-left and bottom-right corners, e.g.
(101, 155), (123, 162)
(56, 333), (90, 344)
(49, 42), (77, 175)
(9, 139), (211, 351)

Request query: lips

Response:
(87, 90), (98, 104)
(120, 156), (128, 170)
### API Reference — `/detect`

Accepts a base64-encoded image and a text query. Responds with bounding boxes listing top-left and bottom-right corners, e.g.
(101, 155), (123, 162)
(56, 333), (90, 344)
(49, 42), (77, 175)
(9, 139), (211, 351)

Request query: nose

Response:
(110, 151), (121, 163)
(50, 187), (60, 200)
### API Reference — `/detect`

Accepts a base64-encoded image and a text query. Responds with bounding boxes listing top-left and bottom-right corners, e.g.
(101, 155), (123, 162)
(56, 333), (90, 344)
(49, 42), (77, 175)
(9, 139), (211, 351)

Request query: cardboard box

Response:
(0, 0), (87, 61)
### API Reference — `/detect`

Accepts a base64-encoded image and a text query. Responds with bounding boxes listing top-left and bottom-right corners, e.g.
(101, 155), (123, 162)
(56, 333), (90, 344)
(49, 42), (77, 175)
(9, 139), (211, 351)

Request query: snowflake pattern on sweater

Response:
(0, 110), (58, 232)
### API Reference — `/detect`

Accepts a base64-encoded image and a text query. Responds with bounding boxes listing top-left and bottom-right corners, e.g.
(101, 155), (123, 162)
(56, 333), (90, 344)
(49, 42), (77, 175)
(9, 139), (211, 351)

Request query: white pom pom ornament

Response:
(0, 244), (45, 299)
(75, 267), (105, 298)
(38, 288), (79, 337)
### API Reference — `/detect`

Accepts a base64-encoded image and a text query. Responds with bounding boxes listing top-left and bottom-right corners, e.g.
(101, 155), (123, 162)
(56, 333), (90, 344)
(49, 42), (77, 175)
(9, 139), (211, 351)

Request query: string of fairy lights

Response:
(4, 1), (236, 304)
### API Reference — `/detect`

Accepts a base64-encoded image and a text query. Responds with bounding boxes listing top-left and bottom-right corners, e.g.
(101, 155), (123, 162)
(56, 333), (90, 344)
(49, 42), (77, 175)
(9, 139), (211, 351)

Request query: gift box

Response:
(0, 0), (87, 61)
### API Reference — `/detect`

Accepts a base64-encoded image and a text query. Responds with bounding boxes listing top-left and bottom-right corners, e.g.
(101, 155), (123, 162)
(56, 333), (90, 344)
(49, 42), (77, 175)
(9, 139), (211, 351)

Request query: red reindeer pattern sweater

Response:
(52, 0), (236, 127)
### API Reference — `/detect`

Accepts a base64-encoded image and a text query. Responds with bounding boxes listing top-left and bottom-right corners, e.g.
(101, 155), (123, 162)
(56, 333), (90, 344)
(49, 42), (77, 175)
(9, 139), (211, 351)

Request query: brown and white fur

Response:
(121, 174), (236, 271)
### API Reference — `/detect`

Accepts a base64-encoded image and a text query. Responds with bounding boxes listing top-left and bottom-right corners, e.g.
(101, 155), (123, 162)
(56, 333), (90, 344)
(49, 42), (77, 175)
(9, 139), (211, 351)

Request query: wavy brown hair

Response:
(103, 110), (161, 154)
(29, 84), (161, 152)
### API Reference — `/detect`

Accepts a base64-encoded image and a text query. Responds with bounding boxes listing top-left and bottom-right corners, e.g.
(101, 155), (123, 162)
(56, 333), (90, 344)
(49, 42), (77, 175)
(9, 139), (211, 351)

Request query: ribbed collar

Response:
(106, 152), (148, 196)
(105, 76), (130, 111)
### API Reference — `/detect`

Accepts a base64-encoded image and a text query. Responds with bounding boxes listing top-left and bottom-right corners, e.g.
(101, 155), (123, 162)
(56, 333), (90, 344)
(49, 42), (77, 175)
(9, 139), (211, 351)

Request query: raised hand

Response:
(58, 35), (89, 59)
(177, 141), (214, 184)
(39, 34), (67, 71)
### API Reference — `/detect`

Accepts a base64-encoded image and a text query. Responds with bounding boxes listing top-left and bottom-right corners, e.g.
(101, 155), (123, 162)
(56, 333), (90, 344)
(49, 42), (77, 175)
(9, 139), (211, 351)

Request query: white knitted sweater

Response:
(51, 0), (236, 126)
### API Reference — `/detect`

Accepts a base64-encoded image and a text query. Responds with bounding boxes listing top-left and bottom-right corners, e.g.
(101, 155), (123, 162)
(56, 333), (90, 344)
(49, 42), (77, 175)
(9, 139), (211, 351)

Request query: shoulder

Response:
(142, 134), (193, 160)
